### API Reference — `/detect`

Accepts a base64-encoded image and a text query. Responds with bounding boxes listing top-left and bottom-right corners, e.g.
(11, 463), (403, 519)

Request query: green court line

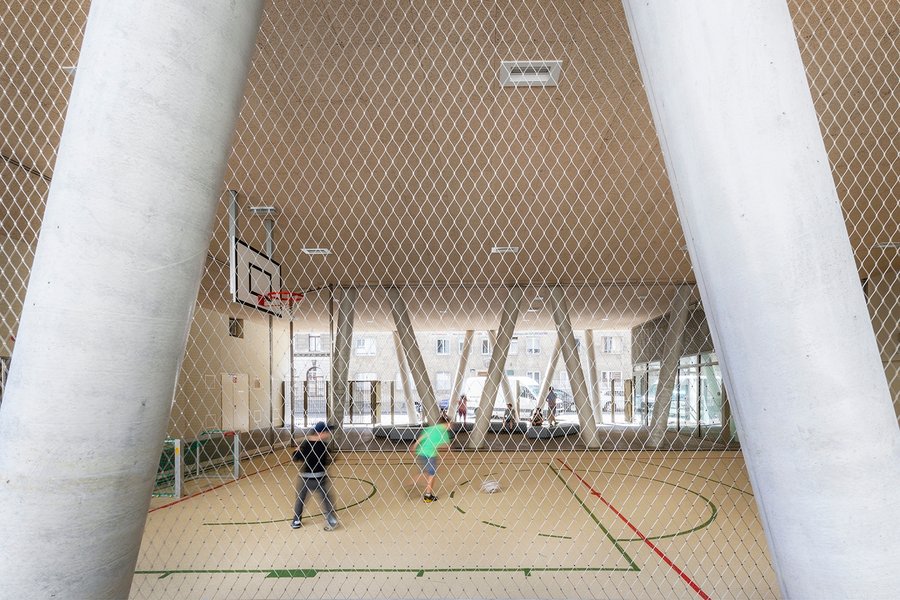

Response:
(135, 566), (635, 580)
(583, 469), (718, 542)
(202, 476), (377, 526)
(455, 505), (466, 514)
(547, 464), (639, 571)
(537, 533), (572, 540)
(481, 520), (506, 529)
(629, 458), (754, 497)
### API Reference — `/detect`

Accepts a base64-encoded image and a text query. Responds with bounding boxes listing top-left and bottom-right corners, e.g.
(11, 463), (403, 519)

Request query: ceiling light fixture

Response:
(499, 60), (562, 87)
(490, 246), (520, 255)
(301, 247), (331, 256)
(873, 241), (900, 249)
(249, 206), (277, 217)
(61, 65), (76, 77)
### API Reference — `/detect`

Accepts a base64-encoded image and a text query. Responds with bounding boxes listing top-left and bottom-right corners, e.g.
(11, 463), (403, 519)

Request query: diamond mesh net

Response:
(1, 1), (897, 599)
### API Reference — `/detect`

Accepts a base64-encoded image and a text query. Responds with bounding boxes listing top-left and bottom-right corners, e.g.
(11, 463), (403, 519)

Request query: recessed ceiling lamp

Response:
(61, 65), (76, 76)
(873, 241), (899, 249)
(301, 247), (331, 256)
(249, 206), (277, 217)
(499, 60), (562, 87)
(490, 246), (520, 255)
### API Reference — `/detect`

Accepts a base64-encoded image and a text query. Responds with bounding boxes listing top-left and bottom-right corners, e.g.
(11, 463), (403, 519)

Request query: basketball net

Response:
(256, 290), (304, 320)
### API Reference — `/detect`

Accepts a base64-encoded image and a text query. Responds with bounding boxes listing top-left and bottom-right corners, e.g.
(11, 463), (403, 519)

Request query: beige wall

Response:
(867, 271), (900, 421)
(170, 304), (291, 440)
(0, 236), (35, 359)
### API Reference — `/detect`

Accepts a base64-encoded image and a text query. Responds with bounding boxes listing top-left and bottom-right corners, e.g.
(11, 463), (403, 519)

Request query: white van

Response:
(461, 375), (540, 417)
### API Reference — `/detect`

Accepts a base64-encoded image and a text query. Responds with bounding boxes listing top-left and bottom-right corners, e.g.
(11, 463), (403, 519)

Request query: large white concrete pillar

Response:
(549, 286), (599, 447)
(388, 287), (440, 424)
(393, 331), (419, 425)
(535, 335), (562, 413)
(584, 329), (605, 424)
(647, 285), (692, 445)
(330, 287), (358, 428)
(624, 2), (900, 597)
(490, 330), (516, 407)
(468, 287), (523, 449)
(0, 3), (262, 597)
(448, 330), (474, 419)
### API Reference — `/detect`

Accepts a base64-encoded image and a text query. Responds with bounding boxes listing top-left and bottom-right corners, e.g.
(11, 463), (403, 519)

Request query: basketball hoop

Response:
(256, 290), (304, 319)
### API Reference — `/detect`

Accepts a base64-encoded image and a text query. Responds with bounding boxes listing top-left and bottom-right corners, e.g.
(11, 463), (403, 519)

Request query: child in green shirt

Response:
(412, 415), (451, 503)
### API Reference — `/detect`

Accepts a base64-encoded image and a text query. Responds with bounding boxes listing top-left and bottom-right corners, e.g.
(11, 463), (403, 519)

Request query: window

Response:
(505, 369), (515, 377)
(436, 338), (450, 355)
(526, 336), (541, 354)
(602, 336), (622, 353)
(435, 371), (451, 392)
(481, 338), (491, 355)
(355, 372), (377, 381)
(355, 337), (376, 356)
(228, 318), (244, 339)
(308, 335), (322, 352)
(600, 370), (623, 389)
(527, 371), (541, 384)
(509, 336), (519, 355)
(458, 338), (464, 354)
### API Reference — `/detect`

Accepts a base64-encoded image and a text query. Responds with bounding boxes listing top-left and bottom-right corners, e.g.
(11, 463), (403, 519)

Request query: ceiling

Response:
(1, 0), (897, 330)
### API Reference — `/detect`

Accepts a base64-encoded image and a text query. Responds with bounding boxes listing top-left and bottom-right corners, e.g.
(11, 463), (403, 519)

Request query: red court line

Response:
(558, 459), (711, 600)
(149, 456), (290, 513)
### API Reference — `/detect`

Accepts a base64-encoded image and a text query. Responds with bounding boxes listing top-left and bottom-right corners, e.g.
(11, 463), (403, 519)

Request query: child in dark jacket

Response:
(291, 421), (338, 531)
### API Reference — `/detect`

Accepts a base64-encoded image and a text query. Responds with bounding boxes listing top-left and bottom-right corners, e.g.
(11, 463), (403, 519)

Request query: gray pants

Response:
(293, 474), (337, 526)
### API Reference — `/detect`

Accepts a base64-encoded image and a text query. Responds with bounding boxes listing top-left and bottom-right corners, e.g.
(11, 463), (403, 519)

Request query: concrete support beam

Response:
(388, 287), (439, 424)
(330, 287), (358, 428)
(0, 3), (263, 596)
(490, 330), (516, 407)
(584, 329), (604, 424)
(549, 286), (598, 447)
(468, 287), (523, 449)
(647, 285), (693, 446)
(625, 2), (900, 596)
(448, 330), (474, 419)
(535, 335), (562, 413)
(393, 331), (419, 425)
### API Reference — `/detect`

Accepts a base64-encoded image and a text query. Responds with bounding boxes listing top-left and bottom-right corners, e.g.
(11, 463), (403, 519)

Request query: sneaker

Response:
(290, 518), (302, 529)
(423, 493), (437, 503)
(324, 521), (338, 532)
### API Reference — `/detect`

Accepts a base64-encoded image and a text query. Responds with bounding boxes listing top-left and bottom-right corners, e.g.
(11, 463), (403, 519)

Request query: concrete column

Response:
(549, 286), (598, 447)
(393, 331), (419, 425)
(624, 2), (900, 597)
(468, 287), (523, 449)
(584, 329), (604, 424)
(448, 330), (474, 419)
(0, 3), (262, 597)
(647, 285), (692, 446)
(490, 330), (516, 407)
(535, 335), (562, 412)
(388, 287), (439, 424)
(330, 287), (358, 428)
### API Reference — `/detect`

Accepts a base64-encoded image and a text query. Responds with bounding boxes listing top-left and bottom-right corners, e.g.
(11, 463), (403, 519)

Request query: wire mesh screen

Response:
(1, 1), (897, 599)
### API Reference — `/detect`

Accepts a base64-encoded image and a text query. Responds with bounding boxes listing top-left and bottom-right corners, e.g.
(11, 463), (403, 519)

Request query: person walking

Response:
(546, 386), (558, 427)
(290, 421), (339, 531)
(457, 394), (468, 425)
(412, 415), (452, 503)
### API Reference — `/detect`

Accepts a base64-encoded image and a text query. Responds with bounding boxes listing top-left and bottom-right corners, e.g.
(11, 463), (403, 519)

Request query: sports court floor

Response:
(135, 449), (776, 599)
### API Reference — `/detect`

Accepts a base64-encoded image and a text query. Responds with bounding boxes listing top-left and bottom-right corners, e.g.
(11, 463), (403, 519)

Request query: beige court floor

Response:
(134, 449), (778, 599)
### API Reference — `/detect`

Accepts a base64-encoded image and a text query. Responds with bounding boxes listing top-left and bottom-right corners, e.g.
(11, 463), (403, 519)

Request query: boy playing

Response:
(291, 421), (339, 531)
(412, 415), (452, 503)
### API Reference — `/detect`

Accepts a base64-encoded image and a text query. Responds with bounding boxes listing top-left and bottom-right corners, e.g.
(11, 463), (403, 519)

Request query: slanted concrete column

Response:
(468, 287), (523, 449)
(388, 287), (439, 424)
(584, 329), (604, 424)
(448, 330), (474, 420)
(549, 286), (598, 447)
(0, 3), (263, 597)
(647, 285), (692, 445)
(490, 330), (516, 407)
(535, 335), (562, 413)
(330, 287), (358, 428)
(625, 2), (900, 597)
(393, 331), (419, 425)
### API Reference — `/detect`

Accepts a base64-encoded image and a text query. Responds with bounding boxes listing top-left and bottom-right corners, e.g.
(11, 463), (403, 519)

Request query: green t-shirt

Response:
(416, 424), (450, 458)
